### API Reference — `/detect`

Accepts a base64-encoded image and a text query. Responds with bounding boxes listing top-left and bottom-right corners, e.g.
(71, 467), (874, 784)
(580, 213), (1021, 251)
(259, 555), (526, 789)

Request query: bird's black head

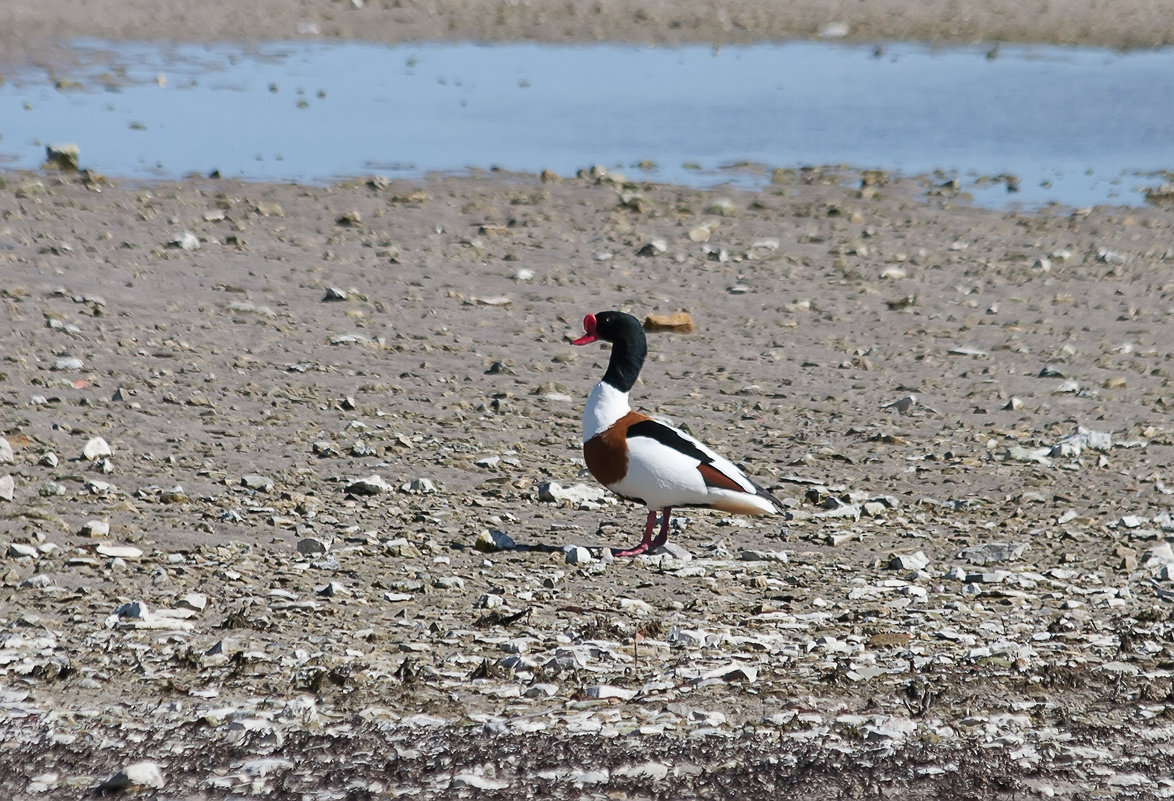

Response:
(571, 310), (647, 392)
(571, 311), (644, 346)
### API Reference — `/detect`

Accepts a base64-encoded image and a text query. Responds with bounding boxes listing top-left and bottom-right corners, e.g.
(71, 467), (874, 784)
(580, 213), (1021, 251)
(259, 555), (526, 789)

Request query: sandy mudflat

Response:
(2, 1), (1174, 799)
(3, 0), (1174, 64)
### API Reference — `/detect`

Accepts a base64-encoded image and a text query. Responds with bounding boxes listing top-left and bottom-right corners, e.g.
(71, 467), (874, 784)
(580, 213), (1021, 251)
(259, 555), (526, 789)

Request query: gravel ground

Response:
(3, 1), (1174, 797)
(1, 167), (1173, 798)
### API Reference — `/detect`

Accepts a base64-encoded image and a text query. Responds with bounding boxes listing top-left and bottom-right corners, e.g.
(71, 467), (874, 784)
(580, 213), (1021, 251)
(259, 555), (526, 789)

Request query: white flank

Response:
(611, 426), (774, 513)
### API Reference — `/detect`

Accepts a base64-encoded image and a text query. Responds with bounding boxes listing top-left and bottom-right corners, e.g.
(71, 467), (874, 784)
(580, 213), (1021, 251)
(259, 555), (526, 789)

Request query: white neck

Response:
(582, 381), (630, 441)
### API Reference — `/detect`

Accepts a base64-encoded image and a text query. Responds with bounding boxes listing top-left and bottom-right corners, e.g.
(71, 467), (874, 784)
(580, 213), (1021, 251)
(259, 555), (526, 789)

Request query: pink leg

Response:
(613, 509), (658, 557)
(650, 507), (673, 549)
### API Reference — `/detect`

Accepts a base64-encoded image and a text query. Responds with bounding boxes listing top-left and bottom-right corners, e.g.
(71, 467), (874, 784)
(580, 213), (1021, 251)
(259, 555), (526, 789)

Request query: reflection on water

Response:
(1, 39), (1172, 208)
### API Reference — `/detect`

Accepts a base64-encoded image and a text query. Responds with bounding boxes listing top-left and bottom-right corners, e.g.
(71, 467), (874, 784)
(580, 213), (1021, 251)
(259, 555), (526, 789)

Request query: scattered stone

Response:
(79, 520), (110, 537)
(883, 395), (919, 414)
(613, 762), (670, 781)
(636, 237), (668, 256)
(705, 196), (737, 216)
(52, 357), (83, 371)
(241, 473), (275, 491)
(229, 301), (277, 318)
(688, 222), (716, 242)
(957, 543), (1027, 565)
(96, 761), (165, 793)
(1006, 445), (1051, 465)
(20, 574), (53, 589)
(8, 542), (39, 559)
(322, 286), (348, 301)
(659, 542), (692, 561)
(565, 545), (595, 565)
(1142, 542), (1174, 566)
(451, 773), (510, 791)
(584, 685), (636, 701)
(475, 529), (516, 552)
(401, 477), (436, 494)
(177, 593), (207, 612)
(346, 475), (392, 495)
(888, 550), (929, 570)
(617, 597), (654, 615)
(0, 438), (13, 464)
(1051, 427), (1112, 457)
(643, 312), (695, 333)
(27, 772), (58, 793)
(82, 437), (112, 461)
(1097, 248), (1127, 265)
(44, 142), (80, 171)
(383, 538), (422, 558)
(816, 503), (861, 521)
(14, 180), (46, 197)
(538, 482), (610, 506)
(96, 544), (143, 560)
(819, 21), (850, 38)
(312, 440), (341, 457)
(0, 475), (13, 502)
(169, 231), (200, 251)
(703, 663), (759, 683)
(966, 569), (1013, 583)
(948, 345), (988, 357)
(739, 549), (789, 564)
(297, 537), (331, 556)
(864, 716), (918, 742)
(159, 485), (188, 503)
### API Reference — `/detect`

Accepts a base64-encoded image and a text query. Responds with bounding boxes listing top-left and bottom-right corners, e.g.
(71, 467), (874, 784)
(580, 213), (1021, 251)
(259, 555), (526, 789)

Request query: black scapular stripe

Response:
(627, 419), (712, 465)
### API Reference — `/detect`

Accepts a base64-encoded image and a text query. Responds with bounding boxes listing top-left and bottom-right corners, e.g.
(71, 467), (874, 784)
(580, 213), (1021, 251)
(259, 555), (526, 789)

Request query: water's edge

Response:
(1, 40), (1171, 209)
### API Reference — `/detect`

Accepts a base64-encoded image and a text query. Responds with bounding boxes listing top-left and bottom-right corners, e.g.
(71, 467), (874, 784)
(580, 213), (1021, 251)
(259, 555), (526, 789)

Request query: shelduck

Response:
(571, 310), (783, 556)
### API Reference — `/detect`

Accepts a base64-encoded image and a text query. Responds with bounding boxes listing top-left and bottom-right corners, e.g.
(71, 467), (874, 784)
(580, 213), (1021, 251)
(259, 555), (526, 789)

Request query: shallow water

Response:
(1, 39), (1172, 208)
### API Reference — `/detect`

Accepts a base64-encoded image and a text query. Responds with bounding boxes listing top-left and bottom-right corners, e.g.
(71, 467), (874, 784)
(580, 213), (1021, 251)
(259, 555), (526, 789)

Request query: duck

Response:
(571, 310), (784, 556)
